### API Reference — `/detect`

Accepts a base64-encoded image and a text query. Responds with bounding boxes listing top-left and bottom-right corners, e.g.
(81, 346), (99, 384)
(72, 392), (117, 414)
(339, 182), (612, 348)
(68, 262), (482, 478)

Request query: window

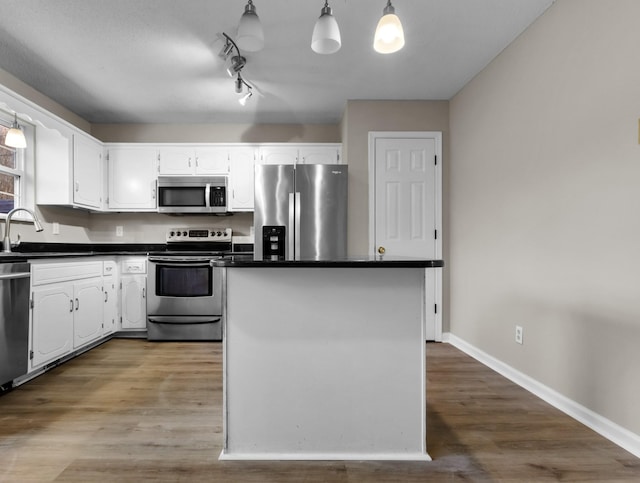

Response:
(0, 119), (25, 214)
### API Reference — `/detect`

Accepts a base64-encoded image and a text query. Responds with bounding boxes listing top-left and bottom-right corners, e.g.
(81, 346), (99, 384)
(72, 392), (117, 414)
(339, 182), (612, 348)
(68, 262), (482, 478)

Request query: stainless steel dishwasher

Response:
(0, 262), (31, 388)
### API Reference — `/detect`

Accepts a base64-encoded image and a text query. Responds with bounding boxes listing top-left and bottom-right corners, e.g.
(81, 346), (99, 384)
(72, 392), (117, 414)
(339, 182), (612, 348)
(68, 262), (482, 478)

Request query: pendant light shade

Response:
(237, 0), (264, 52)
(373, 1), (405, 54)
(311, 1), (341, 55)
(5, 113), (26, 149)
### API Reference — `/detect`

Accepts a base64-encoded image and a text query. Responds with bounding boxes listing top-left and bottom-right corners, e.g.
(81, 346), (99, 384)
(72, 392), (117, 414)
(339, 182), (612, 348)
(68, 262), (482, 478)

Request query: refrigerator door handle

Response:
(295, 192), (301, 260)
(288, 192), (295, 259)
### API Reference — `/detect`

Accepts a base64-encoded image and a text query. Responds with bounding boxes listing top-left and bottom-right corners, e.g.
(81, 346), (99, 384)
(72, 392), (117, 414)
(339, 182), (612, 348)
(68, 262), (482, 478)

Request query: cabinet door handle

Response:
(69, 299), (74, 313)
(75, 181), (79, 192)
(75, 298), (79, 311)
(105, 292), (108, 303)
(142, 288), (146, 299)
(188, 157), (192, 168)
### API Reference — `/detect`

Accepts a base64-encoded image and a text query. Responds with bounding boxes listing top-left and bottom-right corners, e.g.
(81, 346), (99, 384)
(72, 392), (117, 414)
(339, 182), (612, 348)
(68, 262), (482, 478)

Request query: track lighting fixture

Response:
(374, 0), (405, 54)
(220, 33), (254, 106)
(311, 1), (341, 55)
(4, 113), (26, 149)
(237, 0), (264, 52)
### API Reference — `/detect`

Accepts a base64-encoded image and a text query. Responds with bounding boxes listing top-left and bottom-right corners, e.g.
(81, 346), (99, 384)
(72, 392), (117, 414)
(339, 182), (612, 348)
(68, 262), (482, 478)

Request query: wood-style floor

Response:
(0, 340), (638, 482)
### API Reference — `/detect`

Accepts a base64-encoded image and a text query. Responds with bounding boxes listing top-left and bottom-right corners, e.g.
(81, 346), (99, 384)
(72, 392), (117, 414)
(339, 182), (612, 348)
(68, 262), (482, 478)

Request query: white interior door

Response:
(369, 132), (442, 341)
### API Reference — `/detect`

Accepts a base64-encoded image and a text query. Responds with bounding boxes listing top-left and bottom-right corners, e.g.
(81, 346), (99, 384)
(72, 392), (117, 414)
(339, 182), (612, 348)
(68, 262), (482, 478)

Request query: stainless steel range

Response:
(146, 227), (231, 341)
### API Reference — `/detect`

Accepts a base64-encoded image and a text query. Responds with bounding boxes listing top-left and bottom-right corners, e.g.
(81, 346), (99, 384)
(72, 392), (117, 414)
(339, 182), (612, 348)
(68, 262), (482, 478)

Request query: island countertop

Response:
(214, 255), (444, 268)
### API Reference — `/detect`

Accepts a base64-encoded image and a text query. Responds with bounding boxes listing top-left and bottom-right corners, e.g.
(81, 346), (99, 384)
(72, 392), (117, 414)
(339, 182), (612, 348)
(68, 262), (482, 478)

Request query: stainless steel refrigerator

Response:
(254, 164), (348, 261)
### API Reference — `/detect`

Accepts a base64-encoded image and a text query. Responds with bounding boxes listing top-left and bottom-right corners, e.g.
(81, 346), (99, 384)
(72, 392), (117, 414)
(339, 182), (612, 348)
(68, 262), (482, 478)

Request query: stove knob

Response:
(182, 231), (187, 236)
(217, 231), (222, 236)
(169, 231), (175, 237)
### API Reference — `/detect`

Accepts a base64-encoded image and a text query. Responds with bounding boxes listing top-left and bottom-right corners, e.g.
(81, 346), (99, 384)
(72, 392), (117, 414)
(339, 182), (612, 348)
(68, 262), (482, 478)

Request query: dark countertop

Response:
(0, 242), (165, 262)
(214, 255), (444, 268)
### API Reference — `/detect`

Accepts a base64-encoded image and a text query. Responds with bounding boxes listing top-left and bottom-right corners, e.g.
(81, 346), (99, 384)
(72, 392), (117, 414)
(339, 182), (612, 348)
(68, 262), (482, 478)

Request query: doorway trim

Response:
(368, 131), (443, 341)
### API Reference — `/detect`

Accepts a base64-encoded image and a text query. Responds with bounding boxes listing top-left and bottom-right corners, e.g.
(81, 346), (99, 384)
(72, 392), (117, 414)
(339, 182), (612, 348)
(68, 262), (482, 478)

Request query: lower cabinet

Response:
(120, 258), (147, 330)
(121, 274), (147, 329)
(30, 259), (110, 370)
(72, 277), (104, 348)
(31, 282), (75, 368)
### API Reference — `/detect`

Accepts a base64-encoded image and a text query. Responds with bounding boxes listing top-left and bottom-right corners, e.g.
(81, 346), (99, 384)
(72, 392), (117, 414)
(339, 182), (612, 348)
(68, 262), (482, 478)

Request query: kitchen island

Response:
(215, 257), (444, 461)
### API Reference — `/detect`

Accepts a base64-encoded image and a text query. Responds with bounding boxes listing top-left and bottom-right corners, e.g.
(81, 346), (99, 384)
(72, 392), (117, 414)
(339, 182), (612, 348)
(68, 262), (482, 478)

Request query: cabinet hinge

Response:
(30, 294), (34, 309)
(434, 304), (438, 314)
(29, 350), (34, 360)
(434, 229), (438, 240)
(434, 154), (437, 166)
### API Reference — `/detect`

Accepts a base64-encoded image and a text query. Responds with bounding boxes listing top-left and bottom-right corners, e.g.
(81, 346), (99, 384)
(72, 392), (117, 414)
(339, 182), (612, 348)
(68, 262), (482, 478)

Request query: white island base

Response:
(219, 265), (431, 461)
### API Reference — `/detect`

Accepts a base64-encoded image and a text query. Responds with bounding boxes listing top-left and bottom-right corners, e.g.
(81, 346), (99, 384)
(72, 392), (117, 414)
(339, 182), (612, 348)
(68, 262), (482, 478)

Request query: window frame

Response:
(0, 110), (36, 221)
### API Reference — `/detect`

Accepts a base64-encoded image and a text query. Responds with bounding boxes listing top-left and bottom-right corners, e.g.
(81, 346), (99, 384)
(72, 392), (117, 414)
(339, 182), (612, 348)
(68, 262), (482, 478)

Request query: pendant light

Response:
(237, 0), (264, 52)
(5, 113), (26, 149)
(373, 0), (405, 54)
(311, 1), (341, 55)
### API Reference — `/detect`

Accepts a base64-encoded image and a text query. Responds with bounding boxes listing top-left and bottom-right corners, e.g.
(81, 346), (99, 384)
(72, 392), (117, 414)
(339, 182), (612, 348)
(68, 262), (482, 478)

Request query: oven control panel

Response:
(166, 227), (232, 243)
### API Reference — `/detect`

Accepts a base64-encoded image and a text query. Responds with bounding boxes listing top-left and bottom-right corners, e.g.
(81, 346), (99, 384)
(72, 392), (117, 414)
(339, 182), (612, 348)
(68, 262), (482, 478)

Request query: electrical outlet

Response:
(515, 325), (523, 345)
(116, 226), (124, 237)
(52, 222), (60, 235)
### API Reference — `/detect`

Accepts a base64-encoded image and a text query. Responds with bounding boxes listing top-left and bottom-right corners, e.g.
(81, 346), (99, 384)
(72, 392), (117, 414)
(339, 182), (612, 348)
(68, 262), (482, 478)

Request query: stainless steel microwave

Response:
(157, 176), (228, 214)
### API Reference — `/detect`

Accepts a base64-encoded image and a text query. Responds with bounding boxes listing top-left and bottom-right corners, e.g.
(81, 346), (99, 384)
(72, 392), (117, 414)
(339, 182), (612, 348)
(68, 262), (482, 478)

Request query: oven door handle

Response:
(148, 316), (221, 325)
(148, 257), (216, 265)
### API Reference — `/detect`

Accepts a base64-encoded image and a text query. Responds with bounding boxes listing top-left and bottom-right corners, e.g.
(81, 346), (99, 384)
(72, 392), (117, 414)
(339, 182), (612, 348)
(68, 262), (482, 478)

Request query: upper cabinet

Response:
(298, 145), (341, 165)
(73, 133), (104, 209)
(158, 145), (229, 175)
(36, 138), (342, 213)
(35, 128), (104, 210)
(106, 145), (158, 211)
(258, 144), (342, 165)
(228, 147), (256, 211)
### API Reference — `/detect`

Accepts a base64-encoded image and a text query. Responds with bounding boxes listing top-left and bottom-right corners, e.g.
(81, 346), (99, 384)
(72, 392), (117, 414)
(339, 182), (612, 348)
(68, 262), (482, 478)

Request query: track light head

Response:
(219, 38), (234, 60)
(226, 55), (246, 77)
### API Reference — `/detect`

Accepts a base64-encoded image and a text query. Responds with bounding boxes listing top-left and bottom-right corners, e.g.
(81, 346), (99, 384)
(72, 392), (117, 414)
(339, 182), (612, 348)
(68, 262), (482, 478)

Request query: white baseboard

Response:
(219, 450), (432, 461)
(442, 332), (640, 459)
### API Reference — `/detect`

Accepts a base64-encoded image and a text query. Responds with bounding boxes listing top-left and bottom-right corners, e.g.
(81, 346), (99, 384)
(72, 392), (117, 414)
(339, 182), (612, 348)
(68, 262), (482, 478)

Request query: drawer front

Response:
(32, 261), (103, 285)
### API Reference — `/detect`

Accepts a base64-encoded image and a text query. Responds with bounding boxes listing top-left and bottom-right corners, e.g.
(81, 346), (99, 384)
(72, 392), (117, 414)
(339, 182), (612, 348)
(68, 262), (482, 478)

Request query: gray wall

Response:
(449, 0), (640, 435)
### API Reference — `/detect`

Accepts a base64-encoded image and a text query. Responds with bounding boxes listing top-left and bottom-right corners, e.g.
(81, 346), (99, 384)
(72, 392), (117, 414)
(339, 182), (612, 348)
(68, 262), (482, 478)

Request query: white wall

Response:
(449, 0), (640, 436)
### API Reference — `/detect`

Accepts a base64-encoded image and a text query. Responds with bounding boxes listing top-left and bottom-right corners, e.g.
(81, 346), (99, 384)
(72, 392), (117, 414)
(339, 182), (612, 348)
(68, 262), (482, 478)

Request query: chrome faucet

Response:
(2, 208), (44, 253)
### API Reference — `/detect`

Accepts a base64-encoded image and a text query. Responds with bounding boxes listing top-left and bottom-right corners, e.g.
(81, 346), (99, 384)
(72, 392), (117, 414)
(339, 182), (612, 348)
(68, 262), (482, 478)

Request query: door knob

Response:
(377, 246), (386, 255)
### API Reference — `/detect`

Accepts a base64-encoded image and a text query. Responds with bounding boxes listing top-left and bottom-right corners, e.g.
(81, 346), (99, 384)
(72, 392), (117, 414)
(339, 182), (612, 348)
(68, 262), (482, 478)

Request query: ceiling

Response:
(0, 0), (554, 125)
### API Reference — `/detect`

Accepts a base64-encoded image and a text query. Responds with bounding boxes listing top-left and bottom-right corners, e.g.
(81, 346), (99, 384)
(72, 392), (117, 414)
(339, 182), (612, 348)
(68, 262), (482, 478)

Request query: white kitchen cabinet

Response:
(35, 127), (104, 210)
(258, 144), (342, 165)
(103, 261), (118, 335)
(158, 145), (229, 175)
(31, 282), (74, 369)
(228, 147), (256, 211)
(30, 260), (105, 370)
(259, 146), (298, 165)
(72, 277), (104, 348)
(298, 145), (341, 165)
(106, 145), (158, 211)
(120, 258), (147, 330)
(73, 133), (104, 209)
